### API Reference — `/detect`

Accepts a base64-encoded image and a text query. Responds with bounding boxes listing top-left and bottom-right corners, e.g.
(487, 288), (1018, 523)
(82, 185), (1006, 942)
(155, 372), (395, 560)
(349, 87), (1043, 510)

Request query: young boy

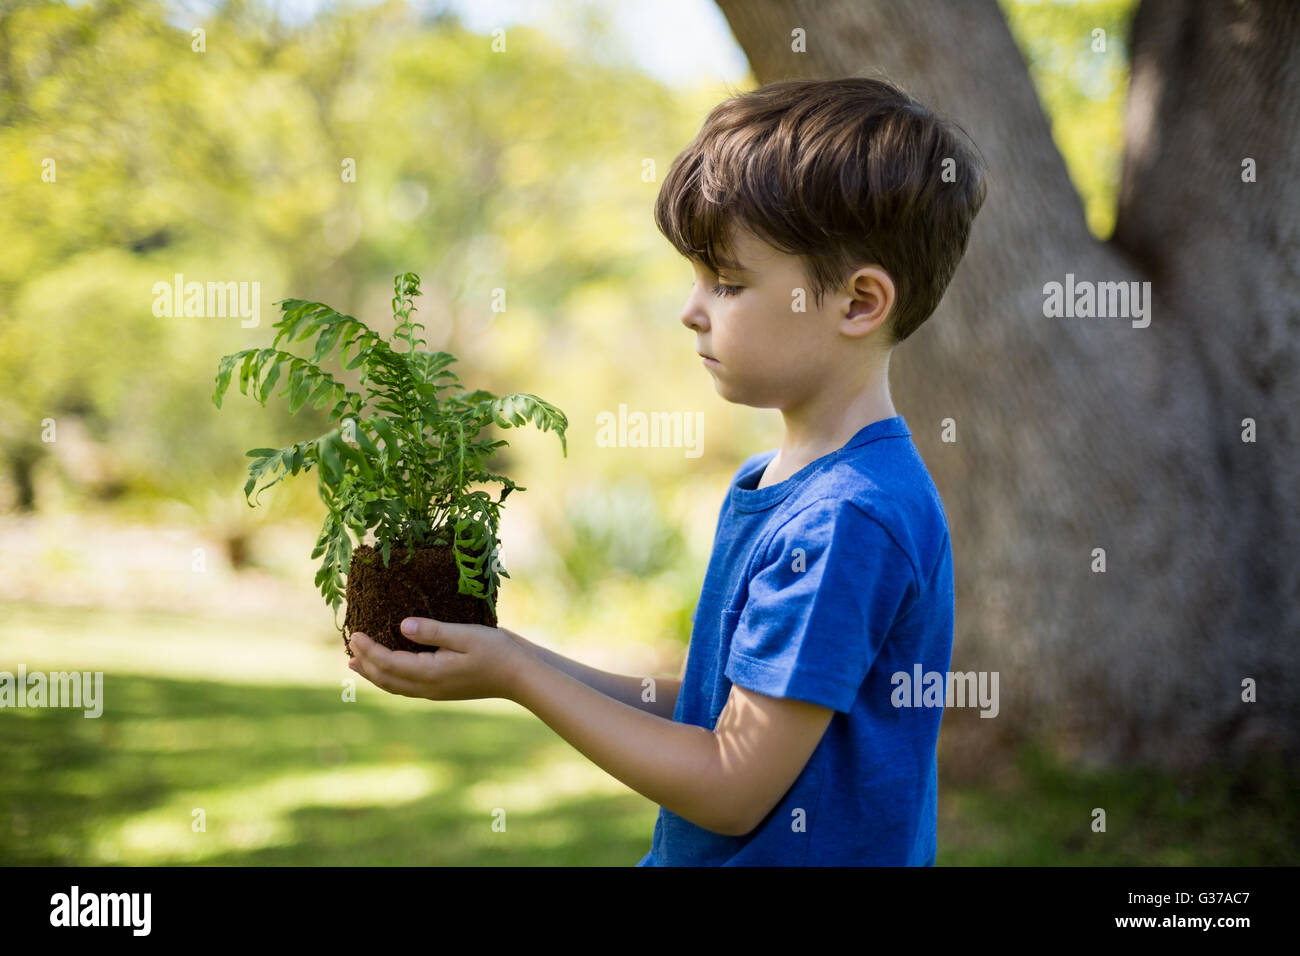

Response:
(347, 76), (986, 866)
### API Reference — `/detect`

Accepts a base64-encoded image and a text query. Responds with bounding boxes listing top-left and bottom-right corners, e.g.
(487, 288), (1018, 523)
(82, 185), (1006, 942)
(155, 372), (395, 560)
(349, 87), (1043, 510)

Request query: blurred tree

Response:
(0, 0), (732, 655)
(0, 0), (718, 517)
(714, 0), (1299, 770)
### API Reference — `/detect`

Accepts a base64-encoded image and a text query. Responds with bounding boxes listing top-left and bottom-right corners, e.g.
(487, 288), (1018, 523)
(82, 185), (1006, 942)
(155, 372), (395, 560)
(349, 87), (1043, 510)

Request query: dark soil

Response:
(342, 543), (497, 657)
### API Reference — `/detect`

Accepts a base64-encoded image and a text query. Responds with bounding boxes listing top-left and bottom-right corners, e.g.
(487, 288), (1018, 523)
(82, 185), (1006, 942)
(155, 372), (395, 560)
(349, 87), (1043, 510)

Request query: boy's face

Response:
(679, 226), (886, 410)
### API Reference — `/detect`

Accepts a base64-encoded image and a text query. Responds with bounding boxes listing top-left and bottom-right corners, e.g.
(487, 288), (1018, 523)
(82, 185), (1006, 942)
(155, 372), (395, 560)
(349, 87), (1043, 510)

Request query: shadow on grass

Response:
(937, 739), (1300, 865)
(0, 673), (656, 865)
(3, 674), (1296, 865)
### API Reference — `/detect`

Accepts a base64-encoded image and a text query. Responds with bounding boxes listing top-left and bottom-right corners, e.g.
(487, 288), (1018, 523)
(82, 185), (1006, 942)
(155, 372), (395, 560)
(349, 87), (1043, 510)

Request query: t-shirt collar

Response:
(731, 415), (911, 512)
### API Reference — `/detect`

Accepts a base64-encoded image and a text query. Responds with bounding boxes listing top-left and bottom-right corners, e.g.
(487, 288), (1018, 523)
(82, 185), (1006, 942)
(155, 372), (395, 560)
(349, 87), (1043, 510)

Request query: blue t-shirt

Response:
(636, 415), (953, 866)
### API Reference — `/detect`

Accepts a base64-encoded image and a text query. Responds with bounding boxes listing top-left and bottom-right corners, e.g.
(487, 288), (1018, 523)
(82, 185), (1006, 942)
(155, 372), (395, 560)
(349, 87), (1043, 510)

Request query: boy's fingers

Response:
(400, 617), (475, 651)
(352, 631), (414, 671)
(351, 651), (428, 698)
(350, 632), (435, 697)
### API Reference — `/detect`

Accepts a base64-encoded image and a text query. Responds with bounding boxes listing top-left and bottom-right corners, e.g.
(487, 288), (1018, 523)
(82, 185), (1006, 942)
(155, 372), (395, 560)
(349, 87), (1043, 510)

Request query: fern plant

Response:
(211, 272), (567, 625)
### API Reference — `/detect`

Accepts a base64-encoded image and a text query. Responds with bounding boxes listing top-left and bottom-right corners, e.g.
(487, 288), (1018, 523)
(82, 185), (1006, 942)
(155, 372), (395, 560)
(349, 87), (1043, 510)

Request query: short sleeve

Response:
(724, 499), (917, 713)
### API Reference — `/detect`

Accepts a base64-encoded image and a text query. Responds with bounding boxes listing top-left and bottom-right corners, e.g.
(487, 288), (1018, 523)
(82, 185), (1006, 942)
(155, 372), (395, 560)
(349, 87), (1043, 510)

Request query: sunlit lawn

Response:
(3, 673), (655, 865)
(0, 600), (655, 865)
(2, 601), (1295, 865)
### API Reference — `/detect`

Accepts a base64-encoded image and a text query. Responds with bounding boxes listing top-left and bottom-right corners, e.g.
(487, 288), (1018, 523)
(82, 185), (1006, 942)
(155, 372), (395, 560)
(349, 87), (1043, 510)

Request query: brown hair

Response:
(655, 76), (987, 345)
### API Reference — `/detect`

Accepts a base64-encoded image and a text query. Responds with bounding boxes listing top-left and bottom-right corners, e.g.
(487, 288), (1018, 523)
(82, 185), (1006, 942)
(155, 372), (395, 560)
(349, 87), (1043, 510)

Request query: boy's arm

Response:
(509, 632), (681, 720)
(507, 648), (831, 837)
(711, 684), (834, 834)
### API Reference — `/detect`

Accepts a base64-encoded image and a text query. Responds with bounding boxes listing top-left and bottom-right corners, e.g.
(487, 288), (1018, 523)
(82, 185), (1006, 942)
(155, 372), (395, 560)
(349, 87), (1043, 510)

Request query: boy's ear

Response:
(842, 265), (896, 338)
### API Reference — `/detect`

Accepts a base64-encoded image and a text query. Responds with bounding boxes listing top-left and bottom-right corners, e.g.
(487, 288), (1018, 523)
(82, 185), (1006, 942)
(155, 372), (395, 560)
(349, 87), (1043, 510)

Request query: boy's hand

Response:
(347, 618), (533, 702)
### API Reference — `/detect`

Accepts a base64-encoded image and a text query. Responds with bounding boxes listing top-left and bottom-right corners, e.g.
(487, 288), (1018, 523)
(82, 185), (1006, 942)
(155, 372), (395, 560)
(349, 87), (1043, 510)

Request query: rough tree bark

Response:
(712, 0), (1298, 770)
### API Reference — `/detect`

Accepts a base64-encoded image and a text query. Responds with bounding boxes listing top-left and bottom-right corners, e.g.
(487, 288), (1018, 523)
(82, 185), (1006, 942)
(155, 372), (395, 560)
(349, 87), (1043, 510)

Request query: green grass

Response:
(0, 600), (656, 865)
(938, 740), (1299, 865)
(2, 600), (1295, 864)
(0, 673), (655, 865)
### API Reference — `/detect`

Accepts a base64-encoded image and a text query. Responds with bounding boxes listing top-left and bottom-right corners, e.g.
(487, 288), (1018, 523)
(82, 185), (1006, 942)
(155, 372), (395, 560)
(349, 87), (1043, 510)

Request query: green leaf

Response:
(370, 419), (402, 454)
(251, 472), (286, 506)
(295, 309), (330, 343)
(257, 359), (282, 405)
(213, 352), (247, 408)
(238, 351), (258, 395)
(355, 423), (380, 457)
(337, 530), (353, 572)
(339, 438), (373, 481)
(289, 369), (312, 414)
(346, 344), (369, 369)
(320, 437), (342, 483)
(308, 378), (335, 410)
(312, 321), (345, 365)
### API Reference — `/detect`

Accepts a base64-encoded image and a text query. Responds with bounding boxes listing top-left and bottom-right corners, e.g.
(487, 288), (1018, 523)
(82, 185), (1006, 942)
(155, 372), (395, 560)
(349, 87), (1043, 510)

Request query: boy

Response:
(347, 76), (986, 866)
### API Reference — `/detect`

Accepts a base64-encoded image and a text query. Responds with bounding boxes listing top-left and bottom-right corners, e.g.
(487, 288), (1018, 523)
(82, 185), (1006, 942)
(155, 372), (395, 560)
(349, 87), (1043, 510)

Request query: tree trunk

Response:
(712, 0), (1299, 770)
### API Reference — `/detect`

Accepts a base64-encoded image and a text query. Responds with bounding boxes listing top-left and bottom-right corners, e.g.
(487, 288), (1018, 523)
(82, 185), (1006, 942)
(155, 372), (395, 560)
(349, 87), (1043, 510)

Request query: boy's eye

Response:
(712, 283), (743, 298)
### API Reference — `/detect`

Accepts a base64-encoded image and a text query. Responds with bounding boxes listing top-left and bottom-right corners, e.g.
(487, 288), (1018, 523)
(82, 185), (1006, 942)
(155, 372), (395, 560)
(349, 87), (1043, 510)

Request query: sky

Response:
(162, 0), (753, 88)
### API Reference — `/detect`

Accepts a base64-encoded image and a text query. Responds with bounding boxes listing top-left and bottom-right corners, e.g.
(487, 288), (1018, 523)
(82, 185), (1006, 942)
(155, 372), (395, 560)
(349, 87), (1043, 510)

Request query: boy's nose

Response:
(680, 302), (707, 333)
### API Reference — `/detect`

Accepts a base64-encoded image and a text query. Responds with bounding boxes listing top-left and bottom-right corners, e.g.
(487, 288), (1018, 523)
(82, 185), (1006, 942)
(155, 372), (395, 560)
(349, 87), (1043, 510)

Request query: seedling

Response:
(211, 272), (567, 654)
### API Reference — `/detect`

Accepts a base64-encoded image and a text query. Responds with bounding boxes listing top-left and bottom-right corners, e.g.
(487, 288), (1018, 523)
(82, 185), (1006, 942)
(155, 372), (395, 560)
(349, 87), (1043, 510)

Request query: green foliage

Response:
(560, 480), (686, 592)
(1000, 0), (1137, 238)
(212, 272), (568, 620)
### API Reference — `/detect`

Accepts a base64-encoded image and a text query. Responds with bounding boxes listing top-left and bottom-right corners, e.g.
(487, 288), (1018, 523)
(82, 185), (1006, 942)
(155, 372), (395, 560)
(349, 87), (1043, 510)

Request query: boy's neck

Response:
(766, 360), (898, 483)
